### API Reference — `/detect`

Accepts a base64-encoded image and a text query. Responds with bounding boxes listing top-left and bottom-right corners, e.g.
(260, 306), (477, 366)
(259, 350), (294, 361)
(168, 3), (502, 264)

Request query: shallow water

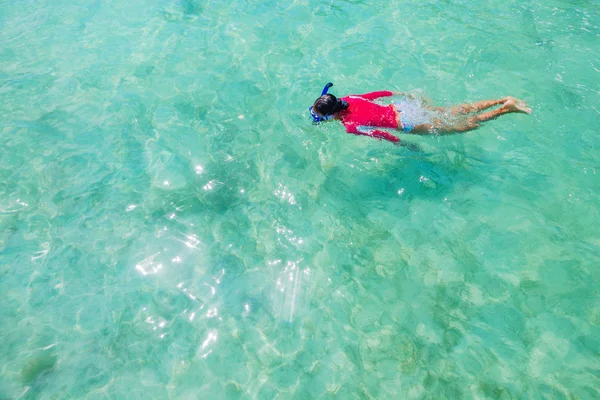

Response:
(1, 0), (599, 398)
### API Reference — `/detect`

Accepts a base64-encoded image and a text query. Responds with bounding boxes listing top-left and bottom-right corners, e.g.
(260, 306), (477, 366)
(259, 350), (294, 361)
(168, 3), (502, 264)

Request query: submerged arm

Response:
(344, 123), (400, 143)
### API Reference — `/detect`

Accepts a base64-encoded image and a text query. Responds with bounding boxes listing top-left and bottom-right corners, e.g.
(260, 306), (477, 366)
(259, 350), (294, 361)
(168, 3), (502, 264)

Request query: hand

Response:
(396, 141), (422, 152)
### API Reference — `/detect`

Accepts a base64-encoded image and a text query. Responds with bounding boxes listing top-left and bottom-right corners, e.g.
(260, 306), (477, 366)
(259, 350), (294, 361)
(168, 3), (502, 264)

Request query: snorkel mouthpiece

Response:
(309, 82), (335, 123)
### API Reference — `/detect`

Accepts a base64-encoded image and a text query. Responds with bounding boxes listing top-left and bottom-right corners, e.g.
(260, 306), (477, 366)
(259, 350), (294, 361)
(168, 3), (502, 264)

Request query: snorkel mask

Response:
(309, 82), (335, 123)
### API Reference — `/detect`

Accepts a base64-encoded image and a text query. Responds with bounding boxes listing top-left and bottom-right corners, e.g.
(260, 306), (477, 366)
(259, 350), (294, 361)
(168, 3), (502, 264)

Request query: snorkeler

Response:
(309, 83), (532, 143)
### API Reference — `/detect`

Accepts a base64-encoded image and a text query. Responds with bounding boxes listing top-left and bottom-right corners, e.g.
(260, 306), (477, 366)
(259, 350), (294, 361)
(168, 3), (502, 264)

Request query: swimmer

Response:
(309, 83), (532, 143)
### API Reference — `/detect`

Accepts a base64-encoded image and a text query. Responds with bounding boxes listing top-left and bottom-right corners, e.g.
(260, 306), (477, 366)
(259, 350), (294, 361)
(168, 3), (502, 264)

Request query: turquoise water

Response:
(1, 0), (600, 398)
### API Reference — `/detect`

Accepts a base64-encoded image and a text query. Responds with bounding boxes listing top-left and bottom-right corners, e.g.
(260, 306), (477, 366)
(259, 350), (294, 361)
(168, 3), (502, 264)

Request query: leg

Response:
(468, 98), (531, 124)
(427, 96), (534, 115)
(409, 98), (531, 135)
(427, 98), (505, 115)
(448, 98), (505, 115)
(409, 120), (479, 135)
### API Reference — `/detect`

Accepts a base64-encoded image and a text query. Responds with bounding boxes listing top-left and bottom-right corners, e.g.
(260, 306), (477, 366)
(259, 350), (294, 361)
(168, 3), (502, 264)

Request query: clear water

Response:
(1, 0), (599, 398)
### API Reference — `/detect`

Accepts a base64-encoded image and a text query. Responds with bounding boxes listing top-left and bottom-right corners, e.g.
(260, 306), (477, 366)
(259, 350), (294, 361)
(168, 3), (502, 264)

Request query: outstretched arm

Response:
(353, 90), (394, 101)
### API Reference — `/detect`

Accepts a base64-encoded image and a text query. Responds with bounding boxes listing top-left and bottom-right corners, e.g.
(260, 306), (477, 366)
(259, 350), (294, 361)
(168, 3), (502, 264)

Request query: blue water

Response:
(1, 0), (599, 398)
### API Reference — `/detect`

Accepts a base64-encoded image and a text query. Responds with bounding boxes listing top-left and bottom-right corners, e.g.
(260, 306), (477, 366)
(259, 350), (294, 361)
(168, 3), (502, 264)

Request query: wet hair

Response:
(313, 94), (349, 116)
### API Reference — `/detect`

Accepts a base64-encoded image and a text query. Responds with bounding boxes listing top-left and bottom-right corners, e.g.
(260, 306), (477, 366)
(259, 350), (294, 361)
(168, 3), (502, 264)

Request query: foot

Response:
(503, 97), (532, 114)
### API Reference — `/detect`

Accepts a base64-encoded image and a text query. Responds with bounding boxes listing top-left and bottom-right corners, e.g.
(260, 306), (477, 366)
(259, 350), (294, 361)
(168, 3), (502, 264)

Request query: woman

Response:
(309, 83), (531, 143)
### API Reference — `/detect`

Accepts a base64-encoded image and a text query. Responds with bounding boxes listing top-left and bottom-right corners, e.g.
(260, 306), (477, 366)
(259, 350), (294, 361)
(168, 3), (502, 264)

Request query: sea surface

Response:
(1, 0), (599, 398)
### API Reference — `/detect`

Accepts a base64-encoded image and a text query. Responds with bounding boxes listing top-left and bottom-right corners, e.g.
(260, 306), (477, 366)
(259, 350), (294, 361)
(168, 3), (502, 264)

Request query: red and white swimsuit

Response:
(338, 91), (400, 143)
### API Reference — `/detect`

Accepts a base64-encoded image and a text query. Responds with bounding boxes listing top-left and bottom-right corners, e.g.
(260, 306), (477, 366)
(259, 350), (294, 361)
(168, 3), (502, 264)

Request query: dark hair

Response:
(313, 94), (348, 116)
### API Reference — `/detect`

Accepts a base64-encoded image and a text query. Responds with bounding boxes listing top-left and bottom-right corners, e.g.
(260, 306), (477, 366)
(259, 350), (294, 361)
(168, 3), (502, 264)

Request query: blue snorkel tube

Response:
(309, 82), (334, 123)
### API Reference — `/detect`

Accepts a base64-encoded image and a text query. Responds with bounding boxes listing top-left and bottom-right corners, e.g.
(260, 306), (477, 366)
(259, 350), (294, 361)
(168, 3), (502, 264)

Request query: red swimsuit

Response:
(338, 91), (400, 143)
